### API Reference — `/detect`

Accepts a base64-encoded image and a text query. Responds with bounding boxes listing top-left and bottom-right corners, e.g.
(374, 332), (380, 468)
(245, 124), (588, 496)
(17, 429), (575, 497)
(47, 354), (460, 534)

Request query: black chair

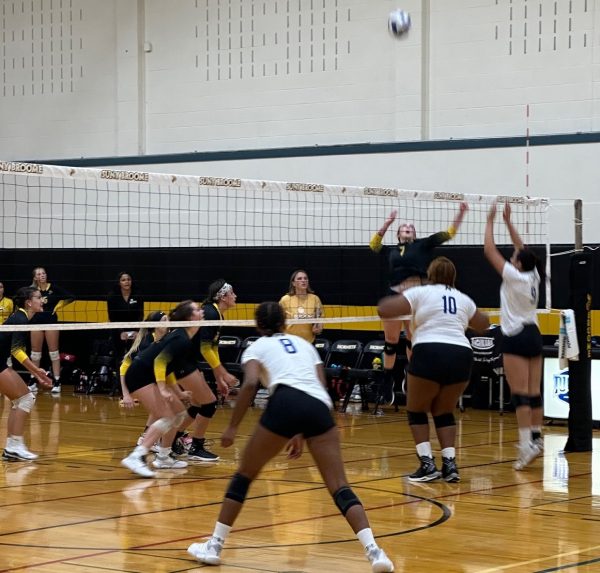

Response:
(87, 337), (119, 395)
(464, 325), (508, 413)
(218, 335), (243, 374)
(314, 337), (331, 363)
(336, 340), (390, 414)
(324, 339), (363, 410)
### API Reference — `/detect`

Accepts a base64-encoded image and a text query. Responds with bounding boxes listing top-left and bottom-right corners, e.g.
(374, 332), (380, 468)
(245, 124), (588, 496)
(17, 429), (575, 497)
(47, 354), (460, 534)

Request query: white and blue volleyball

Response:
(388, 9), (411, 37)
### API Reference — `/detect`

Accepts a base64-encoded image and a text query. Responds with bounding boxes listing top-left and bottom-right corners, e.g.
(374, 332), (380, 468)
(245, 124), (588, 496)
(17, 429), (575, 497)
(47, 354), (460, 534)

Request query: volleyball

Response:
(388, 9), (411, 37)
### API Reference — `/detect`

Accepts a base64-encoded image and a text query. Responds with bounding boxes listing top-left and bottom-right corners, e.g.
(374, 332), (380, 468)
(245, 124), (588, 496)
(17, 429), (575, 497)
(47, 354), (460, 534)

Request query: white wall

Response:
(0, 0), (598, 243)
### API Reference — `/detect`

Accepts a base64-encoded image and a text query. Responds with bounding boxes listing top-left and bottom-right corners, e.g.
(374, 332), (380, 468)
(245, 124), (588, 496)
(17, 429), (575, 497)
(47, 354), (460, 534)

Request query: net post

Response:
(564, 250), (593, 452)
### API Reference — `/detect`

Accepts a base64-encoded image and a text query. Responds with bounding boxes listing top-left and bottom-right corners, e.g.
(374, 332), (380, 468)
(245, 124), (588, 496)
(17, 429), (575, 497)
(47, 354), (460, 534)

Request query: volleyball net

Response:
(0, 160), (551, 333)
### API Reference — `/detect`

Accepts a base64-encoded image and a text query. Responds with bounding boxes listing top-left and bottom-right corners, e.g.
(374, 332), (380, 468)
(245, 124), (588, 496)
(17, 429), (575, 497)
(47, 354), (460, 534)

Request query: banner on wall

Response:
(543, 357), (600, 421)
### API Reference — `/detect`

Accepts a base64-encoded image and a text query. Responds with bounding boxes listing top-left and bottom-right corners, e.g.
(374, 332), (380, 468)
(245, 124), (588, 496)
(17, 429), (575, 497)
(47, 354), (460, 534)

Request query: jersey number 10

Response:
(442, 295), (457, 315)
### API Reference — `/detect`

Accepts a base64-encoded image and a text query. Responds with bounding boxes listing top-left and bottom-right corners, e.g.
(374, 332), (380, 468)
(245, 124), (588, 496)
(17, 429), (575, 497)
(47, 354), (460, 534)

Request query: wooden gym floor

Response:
(1, 390), (599, 573)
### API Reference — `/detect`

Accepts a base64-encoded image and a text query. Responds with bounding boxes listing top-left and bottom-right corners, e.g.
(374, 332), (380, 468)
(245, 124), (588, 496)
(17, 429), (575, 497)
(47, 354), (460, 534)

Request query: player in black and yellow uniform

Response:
(120, 300), (202, 478)
(119, 311), (168, 410)
(0, 282), (14, 324)
(29, 267), (75, 394)
(370, 203), (468, 404)
(170, 279), (238, 462)
(0, 287), (52, 461)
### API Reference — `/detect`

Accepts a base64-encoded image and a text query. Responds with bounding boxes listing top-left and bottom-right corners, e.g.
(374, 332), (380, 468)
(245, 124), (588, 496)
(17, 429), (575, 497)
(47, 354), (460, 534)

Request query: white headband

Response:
(215, 282), (233, 300)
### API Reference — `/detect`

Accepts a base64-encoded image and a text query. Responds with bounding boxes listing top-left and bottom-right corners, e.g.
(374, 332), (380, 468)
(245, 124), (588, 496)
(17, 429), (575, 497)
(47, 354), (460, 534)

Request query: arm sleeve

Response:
(200, 341), (221, 368)
(424, 230), (452, 248)
(119, 355), (132, 377)
(369, 233), (384, 253)
(11, 332), (29, 365)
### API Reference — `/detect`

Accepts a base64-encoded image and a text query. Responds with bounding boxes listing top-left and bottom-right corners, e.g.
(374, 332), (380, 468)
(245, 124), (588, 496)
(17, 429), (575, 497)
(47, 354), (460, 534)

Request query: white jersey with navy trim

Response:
(402, 284), (477, 349)
(240, 333), (333, 409)
(500, 262), (540, 336)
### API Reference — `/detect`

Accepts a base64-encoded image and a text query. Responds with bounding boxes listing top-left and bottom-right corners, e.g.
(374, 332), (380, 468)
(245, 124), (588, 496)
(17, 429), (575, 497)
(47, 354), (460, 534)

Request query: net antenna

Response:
(0, 161), (551, 329)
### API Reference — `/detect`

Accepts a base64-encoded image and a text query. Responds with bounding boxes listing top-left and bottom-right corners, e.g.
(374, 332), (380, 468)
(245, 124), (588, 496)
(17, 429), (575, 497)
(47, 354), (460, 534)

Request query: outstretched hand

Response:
(221, 425), (237, 448)
(487, 203), (497, 221)
(502, 202), (512, 223)
(285, 434), (304, 459)
(386, 210), (398, 224)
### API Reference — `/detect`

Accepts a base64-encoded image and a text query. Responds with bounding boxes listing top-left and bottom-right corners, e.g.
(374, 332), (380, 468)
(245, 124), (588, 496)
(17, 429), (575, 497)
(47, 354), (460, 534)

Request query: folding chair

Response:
(324, 339), (363, 411)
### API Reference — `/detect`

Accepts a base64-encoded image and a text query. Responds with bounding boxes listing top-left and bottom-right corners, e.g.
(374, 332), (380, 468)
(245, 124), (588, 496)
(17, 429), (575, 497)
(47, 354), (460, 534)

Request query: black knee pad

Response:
(529, 394), (543, 409)
(333, 486), (362, 516)
(225, 472), (252, 503)
(407, 410), (428, 426)
(433, 413), (455, 428)
(384, 341), (398, 356)
(511, 394), (531, 409)
(187, 405), (202, 419)
(197, 401), (218, 419)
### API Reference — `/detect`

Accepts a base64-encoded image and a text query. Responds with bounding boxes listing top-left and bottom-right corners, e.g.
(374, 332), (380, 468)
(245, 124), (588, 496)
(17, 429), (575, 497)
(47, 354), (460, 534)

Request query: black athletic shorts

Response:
(259, 384), (336, 439)
(409, 342), (473, 385)
(501, 323), (542, 357)
(124, 362), (154, 393)
(170, 360), (199, 381)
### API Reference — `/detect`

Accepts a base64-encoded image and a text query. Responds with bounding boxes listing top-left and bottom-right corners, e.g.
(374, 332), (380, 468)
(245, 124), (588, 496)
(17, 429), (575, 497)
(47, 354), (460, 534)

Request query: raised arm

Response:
(450, 202), (469, 237)
(502, 202), (524, 251)
(484, 203), (506, 276)
(369, 210), (397, 252)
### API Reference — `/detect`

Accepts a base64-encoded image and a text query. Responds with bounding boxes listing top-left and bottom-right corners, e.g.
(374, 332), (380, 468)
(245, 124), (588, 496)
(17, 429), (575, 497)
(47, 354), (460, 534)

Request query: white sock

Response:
(213, 521), (231, 544)
(356, 527), (376, 551)
(133, 445), (149, 456)
(519, 427), (532, 446)
(441, 447), (455, 460)
(157, 446), (171, 458)
(415, 441), (432, 458)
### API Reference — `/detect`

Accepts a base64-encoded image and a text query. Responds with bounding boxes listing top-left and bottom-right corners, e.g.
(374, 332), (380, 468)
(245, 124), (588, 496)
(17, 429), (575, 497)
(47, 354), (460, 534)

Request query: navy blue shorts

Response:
(409, 342), (473, 385)
(501, 323), (542, 357)
(259, 384), (335, 439)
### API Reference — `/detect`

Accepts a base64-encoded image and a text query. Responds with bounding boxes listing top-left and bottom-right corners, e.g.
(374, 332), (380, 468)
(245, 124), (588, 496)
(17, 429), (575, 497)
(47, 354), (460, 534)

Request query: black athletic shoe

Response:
(408, 455), (441, 482)
(441, 457), (460, 483)
(188, 439), (220, 462)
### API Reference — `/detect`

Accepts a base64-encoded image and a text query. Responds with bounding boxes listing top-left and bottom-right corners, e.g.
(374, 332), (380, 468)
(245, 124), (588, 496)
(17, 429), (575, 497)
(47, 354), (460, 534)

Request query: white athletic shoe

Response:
(50, 384), (61, 394)
(27, 382), (38, 393)
(121, 453), (156, 478)
(188, 539), (223, 565)
(513, 441), (541, 470)
(2, 443), (38, 461)
(152, 455), (188, 469)
(366, 545), (394, 572)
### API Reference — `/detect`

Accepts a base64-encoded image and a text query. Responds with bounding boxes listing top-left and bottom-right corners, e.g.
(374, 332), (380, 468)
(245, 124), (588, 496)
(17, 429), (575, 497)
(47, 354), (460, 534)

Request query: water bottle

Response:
(372, 356), (382, 371)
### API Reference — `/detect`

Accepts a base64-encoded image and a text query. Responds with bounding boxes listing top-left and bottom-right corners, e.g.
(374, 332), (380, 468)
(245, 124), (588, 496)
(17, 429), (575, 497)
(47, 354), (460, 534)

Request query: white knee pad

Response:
(30, 351), (42, 362)
(49, 350), (60, 362)
(12, 392), (36, 413)
(173, 410), (187, 428)
(152, 416), (174, 434)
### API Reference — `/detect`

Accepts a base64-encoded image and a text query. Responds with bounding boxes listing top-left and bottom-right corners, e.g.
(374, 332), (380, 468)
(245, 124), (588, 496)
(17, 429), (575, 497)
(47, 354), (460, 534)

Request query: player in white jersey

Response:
(485, 202), (544, 470)
(378, 257), (489, 483)
(188, 301), (394, 573)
